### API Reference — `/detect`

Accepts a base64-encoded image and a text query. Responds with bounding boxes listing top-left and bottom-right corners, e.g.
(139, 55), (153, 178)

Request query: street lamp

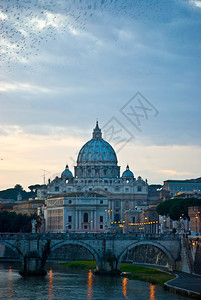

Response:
(196, 216), (198, 235)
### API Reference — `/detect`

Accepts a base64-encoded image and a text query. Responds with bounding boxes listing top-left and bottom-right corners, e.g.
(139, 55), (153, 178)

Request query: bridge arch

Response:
(0, 241), (23, 258)
(117, 241), (176, 271)
(49, 240), (100, 269)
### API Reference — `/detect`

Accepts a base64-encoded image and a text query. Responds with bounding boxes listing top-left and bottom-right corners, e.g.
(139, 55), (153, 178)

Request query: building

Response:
(124, 206), (159, 234)
(45, 122), (149, 232)
(0, 203), (14, 212)
(188, 206), (201, 235)
(148, 184), (162, 204)
(163, 178), (201, 197)
(13, 199), (45, 216)
(174, 191), (201, 199)
(46, 192), (108, 233)
(36, 185), (47, 199)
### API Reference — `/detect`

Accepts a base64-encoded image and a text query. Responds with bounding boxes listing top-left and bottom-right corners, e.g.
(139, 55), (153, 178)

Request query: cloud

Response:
(0, 0), (201, 188)
(158, 169), (191, 177)
(191, 0), (201, 8)
(0, 82), (51, 93)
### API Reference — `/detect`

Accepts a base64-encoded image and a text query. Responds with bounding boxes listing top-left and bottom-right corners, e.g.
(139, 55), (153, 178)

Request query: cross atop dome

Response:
(92, 121), (102, 139)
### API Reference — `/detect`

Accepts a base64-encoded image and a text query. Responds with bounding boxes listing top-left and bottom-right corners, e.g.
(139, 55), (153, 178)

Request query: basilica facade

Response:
(45, 122), (149, 233)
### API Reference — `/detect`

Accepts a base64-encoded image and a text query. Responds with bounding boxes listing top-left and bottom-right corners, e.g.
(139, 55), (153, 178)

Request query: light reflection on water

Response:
(8, 266), (13, 299)
(0, 263), (187, 300)
(150, 284), (155, 300)
(87, 269), (93, 300)
(122, 277), (128, 299)
(48, 269), (53, 300)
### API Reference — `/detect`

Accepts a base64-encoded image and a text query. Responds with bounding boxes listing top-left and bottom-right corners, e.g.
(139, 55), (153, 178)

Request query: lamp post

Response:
(144, 217), (147, 233)
(196, 216), (198, 235)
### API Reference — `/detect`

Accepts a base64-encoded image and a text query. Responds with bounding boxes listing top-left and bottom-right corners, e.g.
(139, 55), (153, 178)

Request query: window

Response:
(68, 225), (71, 229)
(68, 216), (72, 223)
(116, 201), (119, 207)
(100, 225), (103, 229)
(84, 213), (88, 223)
(100, 200), (103, 204)
(132, 217), (135, 223)
(114, 214), (120, 222)
(55, 186), (59, 192)
(137, 186), (142, 192)
(100, 216), (103, 223)
(84, 225), (87, 229)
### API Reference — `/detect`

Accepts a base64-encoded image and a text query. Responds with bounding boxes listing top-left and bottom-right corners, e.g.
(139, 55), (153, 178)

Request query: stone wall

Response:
(0, 244), (20, 259)
(48, 244), (94, 261)
(194, 241), (201, 275)
(123, 244), (168, 266)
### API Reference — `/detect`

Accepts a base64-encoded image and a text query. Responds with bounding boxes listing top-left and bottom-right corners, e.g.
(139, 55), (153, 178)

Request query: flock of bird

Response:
(0, 0), (167, 73)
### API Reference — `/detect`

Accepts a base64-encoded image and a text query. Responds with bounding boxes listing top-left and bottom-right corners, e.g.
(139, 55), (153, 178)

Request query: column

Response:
(75, 210), (78, 231)
(94, 209), (97, 231)
(79, 210), (82, 231)
(90, 210), (93, 231)
(111, 200), (114, 221)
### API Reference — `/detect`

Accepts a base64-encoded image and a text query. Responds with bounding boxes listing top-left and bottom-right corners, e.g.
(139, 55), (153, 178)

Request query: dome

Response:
(122, 165), (134, 178)
(77, 122), (118, 165)
(61, 165), (73, 178)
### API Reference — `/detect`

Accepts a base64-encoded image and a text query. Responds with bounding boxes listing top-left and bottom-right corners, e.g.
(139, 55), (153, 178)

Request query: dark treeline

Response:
(0, 184), (40, 201)
(0, 211), (36, 233)
(157, 198), (201, 220)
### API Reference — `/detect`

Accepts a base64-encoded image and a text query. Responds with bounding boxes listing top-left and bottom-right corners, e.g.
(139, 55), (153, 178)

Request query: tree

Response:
(0, 211), (36, 233)
(156, 198), (201, 221)
(14, 184), (23, 191)
(28, 184), (41, 193)
(0, 185), (36, 201)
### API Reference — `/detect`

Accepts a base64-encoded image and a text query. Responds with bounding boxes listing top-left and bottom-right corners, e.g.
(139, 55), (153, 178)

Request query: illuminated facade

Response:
(45, 122), (148, 232)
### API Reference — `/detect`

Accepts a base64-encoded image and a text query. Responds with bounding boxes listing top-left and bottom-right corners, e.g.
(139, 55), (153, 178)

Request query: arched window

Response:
(84, 213), (88, 223)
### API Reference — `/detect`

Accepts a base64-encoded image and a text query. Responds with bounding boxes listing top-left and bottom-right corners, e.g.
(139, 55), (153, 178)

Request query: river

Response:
(0, 262), (186, 300)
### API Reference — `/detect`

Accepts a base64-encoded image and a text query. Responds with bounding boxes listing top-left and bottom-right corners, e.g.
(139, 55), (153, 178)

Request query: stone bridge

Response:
(0, 233), (196, 276)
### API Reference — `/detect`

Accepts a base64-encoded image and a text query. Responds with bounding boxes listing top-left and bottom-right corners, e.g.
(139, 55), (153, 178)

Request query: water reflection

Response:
(0, 263), (188, 300)
(8, 266), (13, 299)
(87, 269), (93, 300)
(48, 269), (53, 299)
(150, 284), (155, 300)
(122, 277), (128, 299)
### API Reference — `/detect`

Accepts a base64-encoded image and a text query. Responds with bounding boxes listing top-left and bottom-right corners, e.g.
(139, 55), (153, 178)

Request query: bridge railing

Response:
(0, 232), (180, 240)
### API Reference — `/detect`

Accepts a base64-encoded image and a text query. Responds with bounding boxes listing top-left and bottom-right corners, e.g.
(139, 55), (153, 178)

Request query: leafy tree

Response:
(0, 211), (36, 233)
(157, 198), (201, 221)
(0, 185), (36, 201)
(14, 184), (23, 191)
(28, 184), (41, 193)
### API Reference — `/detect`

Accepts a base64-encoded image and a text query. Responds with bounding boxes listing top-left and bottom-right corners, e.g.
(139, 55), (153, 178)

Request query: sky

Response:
(0, 0), (201, 191)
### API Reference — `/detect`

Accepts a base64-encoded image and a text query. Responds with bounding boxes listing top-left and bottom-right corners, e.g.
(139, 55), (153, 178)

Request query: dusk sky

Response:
(1, 0), (201, 190)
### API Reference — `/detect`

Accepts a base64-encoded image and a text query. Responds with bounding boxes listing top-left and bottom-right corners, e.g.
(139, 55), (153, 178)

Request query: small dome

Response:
(122, 165), (134, 178)
(61, 165), (73, 178)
